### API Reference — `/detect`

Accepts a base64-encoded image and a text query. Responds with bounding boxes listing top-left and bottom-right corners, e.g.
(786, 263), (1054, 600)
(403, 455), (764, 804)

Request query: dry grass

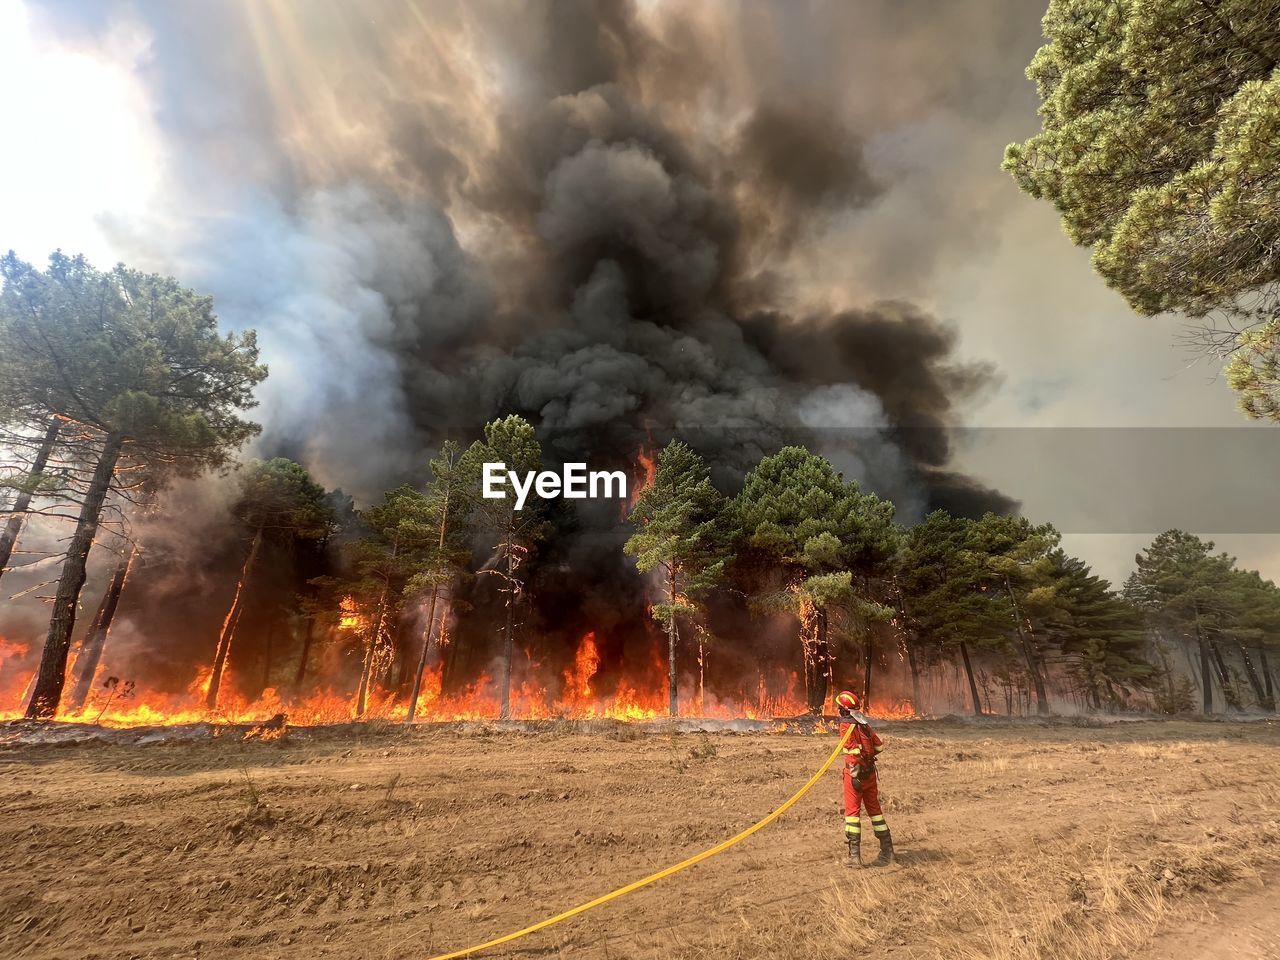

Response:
(656, 723), (1280, 960)
(1, 720), (1277, 960)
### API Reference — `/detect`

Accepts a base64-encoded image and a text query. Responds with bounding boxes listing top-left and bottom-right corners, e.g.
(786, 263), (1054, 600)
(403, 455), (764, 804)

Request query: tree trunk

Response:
(1257, 646), (1276, 712)
(500, 526), (515, 720)
(863, 632), (874, 706)
(666, 565), (678, 717)
(206, 524), (264, 710)
(1005, 575), (1049, 715)
(803, 639), (818, 713)
(356, 582), (392, 717)
(25, 432), (122, 719)
(697, 632), (706, 716)
(387, 616), (409, 690)
(67, 545), (134, 712)
(894, 583), (925, 716)
(407, 585), (442, 723)
(1195, 626), (1213, 715)
(806, 605), (831, 714)
(958, 640), (983, 717)
(0, 419), (60, 585)
(408, 474), (453, 723)
(261, 618), (276, 695)
(1237, 642), (1267, 709)
(294, 611), (318, 688)
(1209, 640), (1240, 710)
(355, 627), (376, 717)
(905, 639), (923, 717)
(1103, 678), (1120, 712)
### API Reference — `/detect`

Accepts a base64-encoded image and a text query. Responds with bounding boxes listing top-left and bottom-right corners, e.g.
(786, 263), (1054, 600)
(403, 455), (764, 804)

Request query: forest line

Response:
(2, 251), (1278, 723)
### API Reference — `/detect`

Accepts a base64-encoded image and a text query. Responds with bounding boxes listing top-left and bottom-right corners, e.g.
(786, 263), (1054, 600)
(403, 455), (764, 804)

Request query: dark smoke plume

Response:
(19, 0), (1017, 697)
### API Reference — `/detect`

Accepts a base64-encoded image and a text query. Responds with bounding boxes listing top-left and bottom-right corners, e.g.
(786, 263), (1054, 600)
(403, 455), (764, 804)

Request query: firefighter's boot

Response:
(846, 836), (862, 867)
(844, 816), (862, 867)
(872, 827), (894, 867)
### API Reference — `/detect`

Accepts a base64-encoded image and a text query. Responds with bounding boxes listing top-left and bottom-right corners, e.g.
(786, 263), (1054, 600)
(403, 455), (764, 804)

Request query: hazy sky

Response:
(3, 0), (1276, 585)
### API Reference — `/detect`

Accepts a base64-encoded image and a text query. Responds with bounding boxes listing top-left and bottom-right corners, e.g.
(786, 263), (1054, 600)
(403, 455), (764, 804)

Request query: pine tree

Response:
(1005, 2), (1280, 418)
(1126, 530), (1237, 714)
(969, 514), (1060, 715)
(1222, 567), (1280, 711)
(0, 252), (266, 719)
(729, 447), (896, 714)
(206, 459), (334, 710)
(405, 441), (473, 723)
(624, 440), (727, 717)
(337, 486), (438, 717)
(1028, 549), (1152, 710)
(460, 416), (544, 719)
(896, 511), (1010, 717)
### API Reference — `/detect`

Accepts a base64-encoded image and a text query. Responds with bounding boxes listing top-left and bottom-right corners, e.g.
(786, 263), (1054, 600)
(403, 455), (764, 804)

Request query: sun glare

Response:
(0, 0), (161, 265)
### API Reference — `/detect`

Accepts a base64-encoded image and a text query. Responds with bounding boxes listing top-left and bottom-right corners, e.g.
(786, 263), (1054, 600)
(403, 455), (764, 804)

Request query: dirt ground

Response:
(2, 718), (1278, 960)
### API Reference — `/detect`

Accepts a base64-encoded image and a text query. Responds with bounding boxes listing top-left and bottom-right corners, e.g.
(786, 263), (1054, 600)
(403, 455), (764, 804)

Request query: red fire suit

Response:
(840, 717), (887, 842)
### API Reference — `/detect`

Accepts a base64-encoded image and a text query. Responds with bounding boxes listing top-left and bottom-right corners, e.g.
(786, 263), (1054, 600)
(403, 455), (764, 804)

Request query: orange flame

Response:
(0, 625), (918, 728)
(634, 447), (657, 496)
(561, 631), (601, 705)
(338, 595), (362, 631)
(622, 441), (658, 518)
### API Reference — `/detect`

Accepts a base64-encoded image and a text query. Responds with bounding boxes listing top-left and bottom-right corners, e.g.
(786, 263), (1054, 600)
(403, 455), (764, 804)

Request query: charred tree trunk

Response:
(261, 617), (277, 695)
(0, 419), (60, 585)
(206, 524), (264, 710)
(499, 525), (515, 720)
(25, 432), (122, 719)
(388, 616), (410, 690)
(407, 585), (442, 723)
(67, 545), (134, 712)
(294, 611), (318, 688)
(958, 640), (983, 717)
(666, 564), (678, 718)
(1005, 575), (1049, 715)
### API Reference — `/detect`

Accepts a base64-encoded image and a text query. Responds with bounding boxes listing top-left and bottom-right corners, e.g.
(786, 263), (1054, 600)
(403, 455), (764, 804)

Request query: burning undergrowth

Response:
(1, 1), (1014, 725)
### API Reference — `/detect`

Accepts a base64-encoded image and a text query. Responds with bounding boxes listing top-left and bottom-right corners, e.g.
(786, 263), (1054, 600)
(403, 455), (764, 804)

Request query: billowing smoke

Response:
(16, 0), (1017, 700)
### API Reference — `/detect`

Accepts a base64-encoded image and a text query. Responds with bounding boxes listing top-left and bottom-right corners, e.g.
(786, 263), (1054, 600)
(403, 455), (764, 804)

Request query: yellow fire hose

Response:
(426, 724), (854, 960)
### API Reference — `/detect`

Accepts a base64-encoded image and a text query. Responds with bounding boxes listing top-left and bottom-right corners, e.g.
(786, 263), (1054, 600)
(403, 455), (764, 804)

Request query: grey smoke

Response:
(29, 0), (1012, 515)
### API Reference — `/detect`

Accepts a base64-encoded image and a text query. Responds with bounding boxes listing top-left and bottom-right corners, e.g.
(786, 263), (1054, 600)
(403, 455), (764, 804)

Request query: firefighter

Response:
(836, 689), (892, 867)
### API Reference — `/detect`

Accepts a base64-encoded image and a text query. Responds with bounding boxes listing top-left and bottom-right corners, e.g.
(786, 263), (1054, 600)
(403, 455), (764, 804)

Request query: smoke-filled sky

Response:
(4, 0), (1278, 585)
